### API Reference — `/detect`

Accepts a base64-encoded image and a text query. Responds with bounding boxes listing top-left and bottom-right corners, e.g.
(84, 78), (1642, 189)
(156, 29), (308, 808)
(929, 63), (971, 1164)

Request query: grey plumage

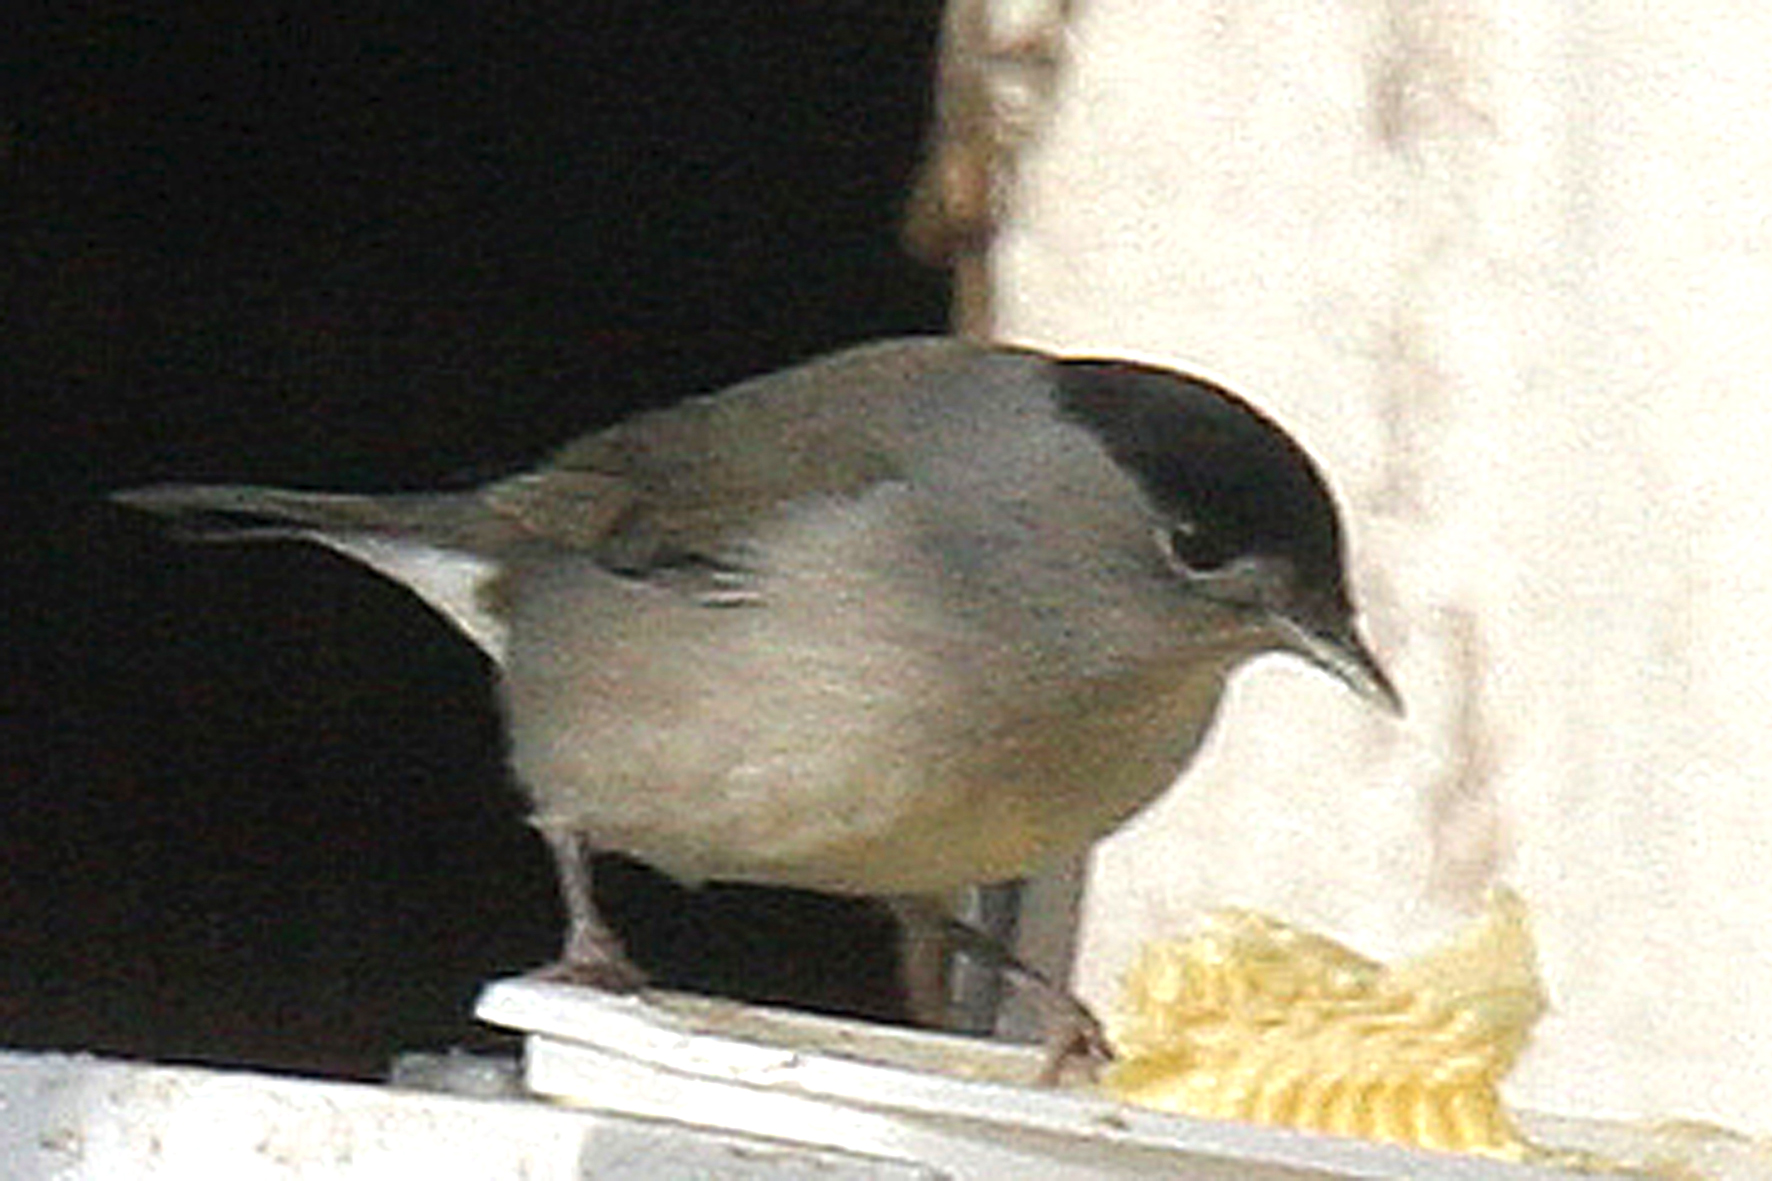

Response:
(116, 335), (1396, 991)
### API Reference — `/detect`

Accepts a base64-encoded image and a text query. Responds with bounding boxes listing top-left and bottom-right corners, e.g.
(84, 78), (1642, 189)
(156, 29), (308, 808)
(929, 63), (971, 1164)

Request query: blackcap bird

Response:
(116, 336), (1398, 1013)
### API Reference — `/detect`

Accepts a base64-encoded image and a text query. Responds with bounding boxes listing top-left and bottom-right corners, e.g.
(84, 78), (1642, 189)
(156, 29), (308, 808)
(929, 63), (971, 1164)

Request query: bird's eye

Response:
(1161, 521), (1236, 574)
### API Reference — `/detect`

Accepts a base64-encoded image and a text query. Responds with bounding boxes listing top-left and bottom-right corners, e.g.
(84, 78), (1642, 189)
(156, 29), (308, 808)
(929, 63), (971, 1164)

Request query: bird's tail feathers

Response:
(111, 483), (511, 663)
(110, 484), (499, 550)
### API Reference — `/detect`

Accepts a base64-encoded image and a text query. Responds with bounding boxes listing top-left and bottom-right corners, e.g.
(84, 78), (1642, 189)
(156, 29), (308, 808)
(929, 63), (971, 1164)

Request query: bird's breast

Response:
(499, 558), (1242, 895)
(497, 473), (1254, 895)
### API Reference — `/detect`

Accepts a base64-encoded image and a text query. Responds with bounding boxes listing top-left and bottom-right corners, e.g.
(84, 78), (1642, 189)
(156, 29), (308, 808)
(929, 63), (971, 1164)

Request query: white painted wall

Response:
(994, 0), (1772, 1132)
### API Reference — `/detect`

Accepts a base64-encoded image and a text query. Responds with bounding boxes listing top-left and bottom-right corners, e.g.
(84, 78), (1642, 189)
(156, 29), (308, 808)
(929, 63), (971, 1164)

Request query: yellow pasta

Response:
(1102, 888), (1545, 1159)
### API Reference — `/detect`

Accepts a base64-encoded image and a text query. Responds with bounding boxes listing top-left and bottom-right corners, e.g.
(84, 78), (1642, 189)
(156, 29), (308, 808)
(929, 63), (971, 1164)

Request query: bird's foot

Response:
(527, 947), (649, 994)
(528, 910), (650, 994)
(1036, 994), (1114, 1086)
(919, 906), (1116, 1085)
(534, 829), (649, 993)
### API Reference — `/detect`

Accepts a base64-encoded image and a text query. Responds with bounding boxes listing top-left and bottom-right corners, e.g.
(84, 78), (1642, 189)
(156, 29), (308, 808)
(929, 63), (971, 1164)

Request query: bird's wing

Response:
(497, 338), (984, 578)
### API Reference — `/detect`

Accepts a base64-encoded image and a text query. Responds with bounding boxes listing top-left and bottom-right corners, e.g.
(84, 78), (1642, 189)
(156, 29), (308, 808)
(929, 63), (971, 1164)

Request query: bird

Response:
(115, 335), (1398, 1029)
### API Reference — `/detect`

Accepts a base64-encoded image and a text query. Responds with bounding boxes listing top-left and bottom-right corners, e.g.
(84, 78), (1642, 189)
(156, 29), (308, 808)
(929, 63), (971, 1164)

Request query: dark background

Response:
(5, 0), (951, 1076)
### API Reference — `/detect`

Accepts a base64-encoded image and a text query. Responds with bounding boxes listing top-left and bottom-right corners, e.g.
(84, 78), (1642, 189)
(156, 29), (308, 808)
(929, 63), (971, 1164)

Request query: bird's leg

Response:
(888, 896), (954, 1028)
(532, 827), (648, 992)
(952, 881), (1023, 1034)
(934, 909), (1112, 1084)
(890, 893), (1013, 1031)
(889, 893), (1111, 1084)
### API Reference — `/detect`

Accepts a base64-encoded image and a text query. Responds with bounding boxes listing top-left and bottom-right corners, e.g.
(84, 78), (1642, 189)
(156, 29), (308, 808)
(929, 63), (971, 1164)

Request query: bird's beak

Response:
(1274, 605), (1403, 716)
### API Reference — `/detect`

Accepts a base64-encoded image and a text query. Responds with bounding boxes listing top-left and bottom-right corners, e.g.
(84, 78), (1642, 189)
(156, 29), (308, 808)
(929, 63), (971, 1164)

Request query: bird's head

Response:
(1054, 357), (1400, 714)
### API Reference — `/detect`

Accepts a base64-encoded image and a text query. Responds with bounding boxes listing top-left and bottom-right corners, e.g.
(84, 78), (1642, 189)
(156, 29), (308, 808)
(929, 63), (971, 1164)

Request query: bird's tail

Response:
(111, 483), (499, 549)
(111, 482), (512, 663)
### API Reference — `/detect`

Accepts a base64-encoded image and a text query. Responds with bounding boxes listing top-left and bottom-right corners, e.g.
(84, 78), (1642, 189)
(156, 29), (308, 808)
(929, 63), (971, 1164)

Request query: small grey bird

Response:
(116, 336), (1397, 1011)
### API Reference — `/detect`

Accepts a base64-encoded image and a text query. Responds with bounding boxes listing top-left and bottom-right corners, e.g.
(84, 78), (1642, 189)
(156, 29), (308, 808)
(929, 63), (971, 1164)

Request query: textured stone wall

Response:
(991, 0), (1772, 1131)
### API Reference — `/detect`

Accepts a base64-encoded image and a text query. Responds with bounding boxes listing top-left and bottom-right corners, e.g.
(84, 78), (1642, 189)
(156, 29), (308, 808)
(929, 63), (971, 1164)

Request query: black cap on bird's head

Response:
(1053, 358), (1400, 714)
